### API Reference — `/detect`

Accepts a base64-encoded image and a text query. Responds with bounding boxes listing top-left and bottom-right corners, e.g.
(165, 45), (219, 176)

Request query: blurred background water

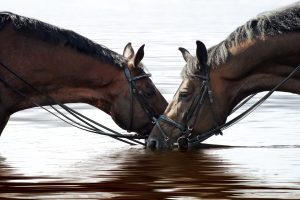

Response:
(0, 0), (300, 199)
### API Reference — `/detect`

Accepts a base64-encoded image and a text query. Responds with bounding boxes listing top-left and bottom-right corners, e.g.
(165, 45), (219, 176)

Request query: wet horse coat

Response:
(0, 12), (167, 136)
(148, 2), (300, 149)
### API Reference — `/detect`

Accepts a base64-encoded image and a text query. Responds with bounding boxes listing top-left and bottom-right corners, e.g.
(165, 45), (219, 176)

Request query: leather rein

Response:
(154, 63), (300, 149)
(0, 61), (158, 146)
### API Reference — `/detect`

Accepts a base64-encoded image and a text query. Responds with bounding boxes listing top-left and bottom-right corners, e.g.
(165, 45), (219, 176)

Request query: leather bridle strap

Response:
(183, 64), (222, 134)
(153, 80), (219, 148)
(185, 82), (207, 130)
(123, 65), (157, 131)
(153, 63), (222, 148)
(155, 115), (186, 142)
(188, 63), (300, 147)
(155, 62), (300, 149)
(181, 77), (222, 139)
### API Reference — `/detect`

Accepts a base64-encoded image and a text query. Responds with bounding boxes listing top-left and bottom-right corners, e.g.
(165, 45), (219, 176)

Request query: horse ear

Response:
(123, 42), (134, 59)
(179, 47), (192, 62)
(134, 44), (145, 67)
(196, 40), (208, 65)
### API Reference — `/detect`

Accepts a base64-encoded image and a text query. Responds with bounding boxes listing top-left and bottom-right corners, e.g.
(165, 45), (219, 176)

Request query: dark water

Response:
(1, 0), (300, 199)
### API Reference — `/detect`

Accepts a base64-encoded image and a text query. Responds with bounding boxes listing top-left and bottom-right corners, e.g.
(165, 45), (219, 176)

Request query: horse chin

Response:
(109, 111), (129, 131)
(109, 111), (150, 134)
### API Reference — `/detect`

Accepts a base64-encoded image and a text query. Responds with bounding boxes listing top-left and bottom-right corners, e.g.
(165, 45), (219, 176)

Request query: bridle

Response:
(154, 62), (300, 149)
(123, 64), (158, 132)
(154, 62), (222, 149)
(0, 60), (161, 146)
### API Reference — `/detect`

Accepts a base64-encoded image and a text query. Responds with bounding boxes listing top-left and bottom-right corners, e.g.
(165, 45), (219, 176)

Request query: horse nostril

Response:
(147, 139), (157, 149)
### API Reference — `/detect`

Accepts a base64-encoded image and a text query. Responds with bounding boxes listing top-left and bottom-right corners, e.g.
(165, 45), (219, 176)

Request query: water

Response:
(1, 0), (300, 199)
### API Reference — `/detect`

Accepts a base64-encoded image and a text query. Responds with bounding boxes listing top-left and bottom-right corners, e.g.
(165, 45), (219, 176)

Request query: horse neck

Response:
(0, 28), (124, 113)
(11, 57), (122, 113)
(211, 32), (300, 117)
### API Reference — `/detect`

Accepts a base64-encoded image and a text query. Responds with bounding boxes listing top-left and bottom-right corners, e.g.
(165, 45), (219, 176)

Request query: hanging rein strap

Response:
(0, 62), (149, 146)
(0, 75), (145, 145)
(154, 63), (300, 149)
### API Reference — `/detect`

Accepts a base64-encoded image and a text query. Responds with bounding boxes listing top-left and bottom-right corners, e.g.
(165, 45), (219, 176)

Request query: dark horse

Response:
(0, 12), (167, 137)
(148, 3), (300, 149)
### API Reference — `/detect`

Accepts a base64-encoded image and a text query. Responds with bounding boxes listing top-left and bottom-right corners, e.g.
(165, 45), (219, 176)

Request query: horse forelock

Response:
(0, 12), (126, 68)
(180, 57), (202, 79)
(207, 2), (300, 68)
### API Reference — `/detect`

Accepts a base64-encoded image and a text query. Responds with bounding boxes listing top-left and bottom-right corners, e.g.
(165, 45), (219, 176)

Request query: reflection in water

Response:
(1, 147), (300, 199)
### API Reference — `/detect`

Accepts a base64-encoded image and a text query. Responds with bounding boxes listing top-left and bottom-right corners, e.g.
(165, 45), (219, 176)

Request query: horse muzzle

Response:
(146, 126), (173, 150)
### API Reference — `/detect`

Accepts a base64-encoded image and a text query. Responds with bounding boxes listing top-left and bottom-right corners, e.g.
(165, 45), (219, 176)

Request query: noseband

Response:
(154, 63), (222, 148)
(123, 65), (158, 132)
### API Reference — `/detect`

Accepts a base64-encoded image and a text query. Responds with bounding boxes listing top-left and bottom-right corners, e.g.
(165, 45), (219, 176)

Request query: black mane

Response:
(0, 12), (126, 67)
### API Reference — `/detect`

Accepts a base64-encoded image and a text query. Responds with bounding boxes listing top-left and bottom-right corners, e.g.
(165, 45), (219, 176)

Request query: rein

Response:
(0, 61), (157, 146)
(156, 63), (300, 149)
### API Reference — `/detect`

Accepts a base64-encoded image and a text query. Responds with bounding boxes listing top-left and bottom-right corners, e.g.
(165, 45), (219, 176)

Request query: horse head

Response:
(109, 43), (167, 136)
(147, 41), (226, 149)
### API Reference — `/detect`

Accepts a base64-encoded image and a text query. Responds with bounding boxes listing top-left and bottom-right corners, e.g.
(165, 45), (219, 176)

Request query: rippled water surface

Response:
(1, 0), (300, 199)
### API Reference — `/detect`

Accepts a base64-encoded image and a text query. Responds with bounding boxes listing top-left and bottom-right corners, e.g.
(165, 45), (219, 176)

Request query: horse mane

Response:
(0, 12), (126, 67)
(182, 3), (300, 79)
(208, 2), (300, 67)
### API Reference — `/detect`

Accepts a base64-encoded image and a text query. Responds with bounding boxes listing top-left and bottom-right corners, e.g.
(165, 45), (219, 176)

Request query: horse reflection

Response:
(0, 148), (253, 199)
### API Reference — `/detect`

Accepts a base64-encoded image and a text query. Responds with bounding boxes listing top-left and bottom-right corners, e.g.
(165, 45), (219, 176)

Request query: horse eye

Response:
(141, 82), (157, 98)
(179, 91), (190, 99)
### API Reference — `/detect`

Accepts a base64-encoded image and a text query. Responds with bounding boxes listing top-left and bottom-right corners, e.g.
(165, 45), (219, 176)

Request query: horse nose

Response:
(147, 139), (158, 149)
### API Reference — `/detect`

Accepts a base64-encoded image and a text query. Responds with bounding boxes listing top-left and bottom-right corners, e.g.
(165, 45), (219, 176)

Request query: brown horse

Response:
(0, 12), (167, 137)
(147, 3), (300, 149)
